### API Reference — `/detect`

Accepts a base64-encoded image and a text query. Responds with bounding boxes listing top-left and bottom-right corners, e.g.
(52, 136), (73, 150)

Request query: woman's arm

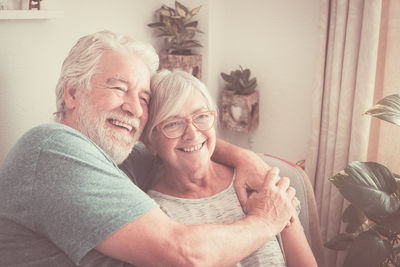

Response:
(212, 138), (271, 208)
(281, 214), (318, 267)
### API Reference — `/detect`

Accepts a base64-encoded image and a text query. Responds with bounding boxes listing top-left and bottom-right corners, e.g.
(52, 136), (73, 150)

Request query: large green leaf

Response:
(325, 233), (354, 251)
(329, 161), (400, 217)
(369, 211), (400, 233)
(343, 230), (392, 267)
(365, 94), (400, 126)
(342, 204), (366, 233)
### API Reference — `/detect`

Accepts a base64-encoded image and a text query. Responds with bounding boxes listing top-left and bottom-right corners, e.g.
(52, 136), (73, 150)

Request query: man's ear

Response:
(63, 83), (78, 110)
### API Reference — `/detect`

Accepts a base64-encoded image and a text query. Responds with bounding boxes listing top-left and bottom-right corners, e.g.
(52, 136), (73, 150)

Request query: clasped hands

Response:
(243, 167), (300, 234)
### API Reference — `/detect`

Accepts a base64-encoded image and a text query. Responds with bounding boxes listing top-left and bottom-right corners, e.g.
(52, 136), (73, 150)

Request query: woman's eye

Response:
(164, 121), (178, 129)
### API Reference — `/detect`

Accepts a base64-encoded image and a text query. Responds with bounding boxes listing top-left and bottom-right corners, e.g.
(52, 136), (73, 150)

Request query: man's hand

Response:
(233, 150), (271, 209)
(245, 167), (297, 236)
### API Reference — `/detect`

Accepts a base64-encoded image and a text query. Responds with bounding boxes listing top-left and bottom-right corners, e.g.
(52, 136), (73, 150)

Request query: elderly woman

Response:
(143, 69), (317, 267)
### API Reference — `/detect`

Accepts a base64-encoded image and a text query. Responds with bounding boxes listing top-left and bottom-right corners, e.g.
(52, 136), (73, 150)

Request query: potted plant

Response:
(220, 66), (259, 132)
(148, 1), (203, 79)
(325, 94), (400, 267)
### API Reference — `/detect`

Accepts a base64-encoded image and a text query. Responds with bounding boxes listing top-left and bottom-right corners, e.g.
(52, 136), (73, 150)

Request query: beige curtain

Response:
(305, 0), (383, 266)
(368, 0), (400, 174)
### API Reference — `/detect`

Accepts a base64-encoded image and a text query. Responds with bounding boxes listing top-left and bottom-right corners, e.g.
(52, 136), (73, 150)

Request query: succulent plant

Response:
(147, 1), (203, 55)
(220, 66), (257, 95)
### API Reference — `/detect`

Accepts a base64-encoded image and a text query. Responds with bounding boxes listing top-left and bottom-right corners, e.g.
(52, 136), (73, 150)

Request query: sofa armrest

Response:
(260, 154), (325, 267)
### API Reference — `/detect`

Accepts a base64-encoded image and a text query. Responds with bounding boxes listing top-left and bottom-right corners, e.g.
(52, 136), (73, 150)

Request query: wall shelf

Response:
(0, 10), (64, 20)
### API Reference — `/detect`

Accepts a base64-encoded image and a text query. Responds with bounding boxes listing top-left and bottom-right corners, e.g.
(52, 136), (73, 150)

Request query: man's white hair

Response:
(54, 30), (159, 122)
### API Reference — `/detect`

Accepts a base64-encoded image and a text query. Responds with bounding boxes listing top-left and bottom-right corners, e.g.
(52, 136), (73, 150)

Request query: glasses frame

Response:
(157, 110), (217, 139)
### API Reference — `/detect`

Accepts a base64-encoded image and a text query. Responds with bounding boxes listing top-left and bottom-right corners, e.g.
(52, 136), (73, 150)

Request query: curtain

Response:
(368, 0), (400, 175)
(305, 0), (383, 266)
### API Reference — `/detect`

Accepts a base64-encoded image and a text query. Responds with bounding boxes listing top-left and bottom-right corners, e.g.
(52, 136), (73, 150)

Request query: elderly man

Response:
(0, 30), (297, 266)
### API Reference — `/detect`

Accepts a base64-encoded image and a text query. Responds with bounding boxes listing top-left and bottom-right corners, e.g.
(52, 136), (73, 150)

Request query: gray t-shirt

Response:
(0, 123), (158, 266)
(147, 172), (287, 267)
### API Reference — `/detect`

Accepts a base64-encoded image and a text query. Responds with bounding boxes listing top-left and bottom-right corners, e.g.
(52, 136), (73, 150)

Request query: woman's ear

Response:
(140, 134), (156, 155)
(63, 83), (78, 110)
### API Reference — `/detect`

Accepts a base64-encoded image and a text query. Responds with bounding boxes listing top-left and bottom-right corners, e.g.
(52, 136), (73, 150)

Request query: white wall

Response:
(0, 0), (320, 164)
(209, 0), (320, 162)
(0, 0), (200, 163)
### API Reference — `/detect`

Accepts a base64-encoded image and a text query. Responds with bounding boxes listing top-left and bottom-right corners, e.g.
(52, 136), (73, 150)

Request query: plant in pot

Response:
(325, 94), (400, 267)
(148, 0), (203, 79)
(220, 66), (259, 132)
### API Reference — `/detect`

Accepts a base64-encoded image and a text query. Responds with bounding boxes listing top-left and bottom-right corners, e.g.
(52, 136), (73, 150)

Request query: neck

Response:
(152, 162), (233, 198)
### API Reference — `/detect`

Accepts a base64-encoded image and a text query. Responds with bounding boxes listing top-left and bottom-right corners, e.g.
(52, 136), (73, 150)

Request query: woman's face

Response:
(149, 90), (216, 173)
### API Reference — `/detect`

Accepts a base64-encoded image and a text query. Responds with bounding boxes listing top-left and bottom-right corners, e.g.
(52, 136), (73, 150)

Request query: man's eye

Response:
(140, 97), (150, 105)
(113, 87), (127, 91)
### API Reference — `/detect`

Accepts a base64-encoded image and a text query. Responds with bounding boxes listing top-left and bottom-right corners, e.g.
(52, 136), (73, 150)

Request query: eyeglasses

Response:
(157, 110), (217, 139)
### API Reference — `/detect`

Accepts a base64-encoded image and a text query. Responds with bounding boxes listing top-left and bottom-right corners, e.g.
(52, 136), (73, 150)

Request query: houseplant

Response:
(325, 94), (400, 267)
(148, 1), (203, 79)
(220, 66), (259, 132)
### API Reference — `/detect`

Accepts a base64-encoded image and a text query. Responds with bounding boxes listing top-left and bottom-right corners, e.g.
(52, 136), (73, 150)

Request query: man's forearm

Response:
(175, 216), (275, 266)
(212, 138), (244, 167)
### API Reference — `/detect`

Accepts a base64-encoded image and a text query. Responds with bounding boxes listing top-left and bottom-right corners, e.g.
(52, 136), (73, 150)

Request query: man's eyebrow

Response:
(106, 76), (128, 84)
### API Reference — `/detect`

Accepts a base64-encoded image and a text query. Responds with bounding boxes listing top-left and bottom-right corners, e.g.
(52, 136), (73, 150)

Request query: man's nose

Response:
(122, 94), (143, 117)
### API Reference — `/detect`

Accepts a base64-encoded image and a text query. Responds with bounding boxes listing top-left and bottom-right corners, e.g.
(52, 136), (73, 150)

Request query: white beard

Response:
(75, 95), (140, 164)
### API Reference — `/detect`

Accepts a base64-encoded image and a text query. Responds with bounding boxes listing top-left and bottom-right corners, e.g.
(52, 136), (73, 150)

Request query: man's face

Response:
(74, 50), (151, 164)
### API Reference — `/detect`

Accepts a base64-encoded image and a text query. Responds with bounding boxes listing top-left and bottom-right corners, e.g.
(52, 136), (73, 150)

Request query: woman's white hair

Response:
(54, 30), (159, 122)
(144, 69), (218, 143)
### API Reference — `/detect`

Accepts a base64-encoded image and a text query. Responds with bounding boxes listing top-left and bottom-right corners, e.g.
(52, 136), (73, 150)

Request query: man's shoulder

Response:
(3, 123), (106, 168)
(25, 123), (86, 141)
(21, 123), (95, 150)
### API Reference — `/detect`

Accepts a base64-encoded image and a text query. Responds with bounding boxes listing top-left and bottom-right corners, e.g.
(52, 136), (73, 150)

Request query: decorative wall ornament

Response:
(220, 66), (259, 132)
(29, 0), (41, 10)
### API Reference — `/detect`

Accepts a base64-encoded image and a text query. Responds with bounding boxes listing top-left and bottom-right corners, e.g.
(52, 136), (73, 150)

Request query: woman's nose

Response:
(181, 122), (198, 140)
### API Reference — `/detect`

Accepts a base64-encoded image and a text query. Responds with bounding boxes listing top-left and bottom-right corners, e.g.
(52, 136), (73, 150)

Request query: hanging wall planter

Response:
(148, 1), (203, 79)
(220, 66), (259, 132)
(159, 53), (202, 80)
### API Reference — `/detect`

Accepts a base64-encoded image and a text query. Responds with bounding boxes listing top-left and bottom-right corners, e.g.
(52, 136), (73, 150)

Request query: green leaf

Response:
(185, 21), (198, 28)
(147, 22), (166, 28)
(324, 233), (354, 250)
(190, 6), (202, 17)
(175, 1), (188, 17)
(343, 230), (391, 267)
(342, 204), (366, 233)
(158, 7), (173, 17)
(369, 212), (400, 233)
(221, 72), (234, 83)
(242, 69), (250, 81)
(157, 32), (174, 38)
(182, 40), (202, 48)
(248, 77), (257, 87)
(329, 161), (400, 217)
(343, 204), (366, 224)
(365, 94), (400, 126)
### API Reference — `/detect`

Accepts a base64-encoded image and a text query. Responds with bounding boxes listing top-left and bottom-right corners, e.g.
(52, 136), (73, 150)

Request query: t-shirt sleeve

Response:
(31, 130), (158, 265)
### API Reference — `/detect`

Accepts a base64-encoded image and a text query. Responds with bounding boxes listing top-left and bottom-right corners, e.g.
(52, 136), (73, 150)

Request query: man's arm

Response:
(212, 138), (271, 208)
(95, 168), (296, 266)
